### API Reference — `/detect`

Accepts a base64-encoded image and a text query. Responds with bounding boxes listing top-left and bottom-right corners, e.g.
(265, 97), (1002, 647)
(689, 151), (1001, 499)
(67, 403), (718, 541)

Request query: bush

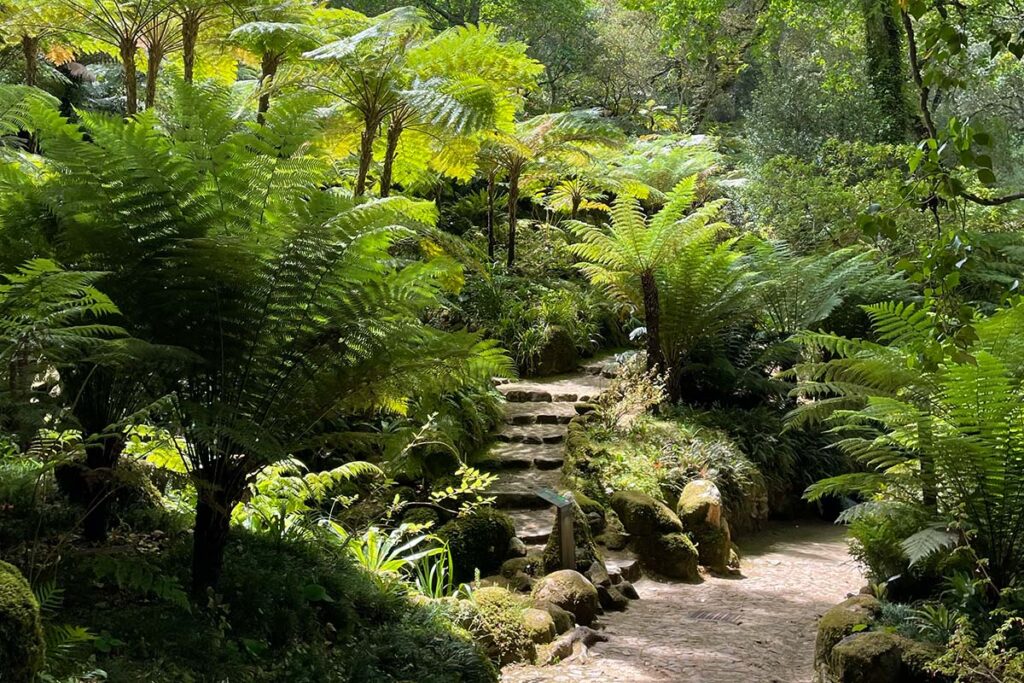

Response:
(53, 530), (494, 682)
(437, 508), (516, 583)
(0, 561), (44, 683)
(452, 586), (535, 665)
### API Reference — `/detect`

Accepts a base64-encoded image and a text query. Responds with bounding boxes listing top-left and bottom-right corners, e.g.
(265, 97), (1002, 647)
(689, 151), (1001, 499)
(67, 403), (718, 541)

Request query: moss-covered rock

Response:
(610, 491), (683, 537)
(828, 631), (903, 683)
(573, 491), (606, 534)
(465, 587), (536, 665)
(543, 493), (602, 573)
(521, 608), (556, 645)
(531, 570), (600, 627)
(437, 508), (516, 583)
(814, 595), (881, 668)
(530, 327), (579, 377)
(677, 479), (723, 529)
(691, 522), (731, 573)
(0, 561), (44, 683)
(596, 510), (629, 550)
(533, 601), (574, 635)
(633, 532), (700, 581)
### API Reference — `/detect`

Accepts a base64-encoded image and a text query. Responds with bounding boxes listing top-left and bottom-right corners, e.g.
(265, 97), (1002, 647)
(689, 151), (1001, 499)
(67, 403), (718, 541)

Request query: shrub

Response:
(437, 508), (515, 583)
(0, 561), (44, 682)
(454, 586), (535, 665)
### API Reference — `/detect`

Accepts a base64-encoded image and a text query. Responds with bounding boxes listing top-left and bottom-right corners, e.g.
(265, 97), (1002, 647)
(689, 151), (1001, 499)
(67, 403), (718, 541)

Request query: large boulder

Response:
(821, 631), (941, 683)
(437, 508), (516, 583)
(533, 601), (574, 635)
(531, 570), (600, 627)
(678, 480), (732, 573)
(610, 491), (683, 537)
(0, 561), (44, 683)
(677, 479), (723, 529)
(634, 532), (700, 581)
(814, 595), (881, 667)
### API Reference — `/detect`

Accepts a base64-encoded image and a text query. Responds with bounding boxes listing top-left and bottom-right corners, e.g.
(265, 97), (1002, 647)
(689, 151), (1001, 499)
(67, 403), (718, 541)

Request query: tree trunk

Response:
(145, 45), (164, 110)
(120, 40), (139, 116)
(22, 35), (38, 88)
(354, 120), (380, 197)
(486, 171), (497, 262)
(182, 15), (199, 84)
(862, 0), (913, 142)
(379, 119), (403, 197)
(918, 414), (938, 509)
(256, 53), (280, 125)
(506, 167), (521, 269)
(191, 482), (236, 598)
(80, 436), (124, 542)
(640, 270), (665, 375)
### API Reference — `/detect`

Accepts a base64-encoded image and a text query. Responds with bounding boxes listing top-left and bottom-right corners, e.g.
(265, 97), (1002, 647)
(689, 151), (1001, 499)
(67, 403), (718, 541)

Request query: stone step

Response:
(492, 468), (563, 509)
(504, 401), (578, 425)
(496, 424), (567, 445)
(480, 443), (565, 471)
(499, 374), (610, 404)
(508, 508), (556, 544)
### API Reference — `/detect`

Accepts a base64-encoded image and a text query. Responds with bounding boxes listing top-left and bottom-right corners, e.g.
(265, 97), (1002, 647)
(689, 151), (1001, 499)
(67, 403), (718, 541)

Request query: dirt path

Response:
(503, 522), (863, 683)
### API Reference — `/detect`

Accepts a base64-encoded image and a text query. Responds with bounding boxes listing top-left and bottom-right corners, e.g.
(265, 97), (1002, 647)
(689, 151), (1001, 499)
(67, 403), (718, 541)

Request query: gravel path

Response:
(502, 521), (863, 683)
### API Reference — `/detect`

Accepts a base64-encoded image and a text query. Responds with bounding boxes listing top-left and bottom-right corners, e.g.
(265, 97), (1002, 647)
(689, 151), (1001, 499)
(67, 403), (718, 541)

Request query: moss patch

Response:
(0, 561), (44, 683)
(438, 508), (516, 583)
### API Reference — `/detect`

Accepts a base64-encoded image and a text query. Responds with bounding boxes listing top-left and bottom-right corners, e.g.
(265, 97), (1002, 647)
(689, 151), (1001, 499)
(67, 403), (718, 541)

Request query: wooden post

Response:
(539, 488), (576, 571)
(559, 503), (575, 571)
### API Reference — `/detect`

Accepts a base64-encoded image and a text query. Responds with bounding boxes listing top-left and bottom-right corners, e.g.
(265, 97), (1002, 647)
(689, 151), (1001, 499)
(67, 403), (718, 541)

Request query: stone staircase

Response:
(483, 359), (621, 547)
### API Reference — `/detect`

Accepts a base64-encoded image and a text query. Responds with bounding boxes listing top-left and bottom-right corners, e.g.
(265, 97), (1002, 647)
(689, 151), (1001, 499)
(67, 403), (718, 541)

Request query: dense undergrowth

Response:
(1, 0), (1024, 681)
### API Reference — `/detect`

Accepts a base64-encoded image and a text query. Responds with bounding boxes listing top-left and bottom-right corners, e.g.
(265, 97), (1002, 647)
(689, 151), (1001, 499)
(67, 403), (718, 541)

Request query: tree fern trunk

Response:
(145, 45), (164, 110)
(379, 120), (403, 197)
(191, 483), (235, 598)
(22, 35), (38, 88)
(641, 270), (665, 376)
(182, 16), (199, 84)
(506, 167), (521, 268)
(80, 437), (124, 542)
(355, 122), (379, 197)
(256, 53), (280, 125)
(918, 414), (938, 509)
(486, 171), (496, 262)
(120, 40), (139, 116)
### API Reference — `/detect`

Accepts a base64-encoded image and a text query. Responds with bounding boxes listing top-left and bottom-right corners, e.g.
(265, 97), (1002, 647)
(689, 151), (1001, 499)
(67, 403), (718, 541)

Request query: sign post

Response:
(537, 488), (575, 570)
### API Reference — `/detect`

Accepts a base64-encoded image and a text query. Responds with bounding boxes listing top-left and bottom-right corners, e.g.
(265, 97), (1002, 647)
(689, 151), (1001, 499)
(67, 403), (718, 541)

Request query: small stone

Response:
(618, 580), (639, 600)
(534, 600), (574, 634)
(585, 560), (612, 588)
(596, 584), (629, 611)
(508, 536), (527, 557)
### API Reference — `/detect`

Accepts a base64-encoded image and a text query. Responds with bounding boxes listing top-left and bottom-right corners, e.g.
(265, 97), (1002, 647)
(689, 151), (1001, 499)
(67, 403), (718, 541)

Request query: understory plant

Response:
(793, 300), (1024, 590)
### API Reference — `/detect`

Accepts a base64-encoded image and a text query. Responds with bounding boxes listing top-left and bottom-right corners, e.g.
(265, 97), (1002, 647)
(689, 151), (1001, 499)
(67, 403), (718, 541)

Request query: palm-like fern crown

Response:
(569, 175), (727, 296)
(2, 81), (511, 474)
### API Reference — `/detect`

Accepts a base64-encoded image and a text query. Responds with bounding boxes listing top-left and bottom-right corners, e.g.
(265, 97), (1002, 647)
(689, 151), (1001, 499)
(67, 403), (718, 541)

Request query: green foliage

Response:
(793, 299), (1024, 588)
